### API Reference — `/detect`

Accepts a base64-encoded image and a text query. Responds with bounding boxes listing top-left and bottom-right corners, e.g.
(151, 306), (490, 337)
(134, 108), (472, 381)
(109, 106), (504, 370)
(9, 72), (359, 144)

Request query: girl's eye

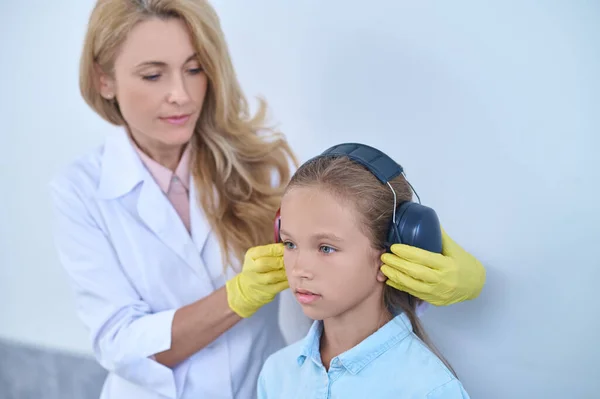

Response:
(319, 245), (336, 254)
(188, 67), (203, 74)
(283, 241), (296, 250)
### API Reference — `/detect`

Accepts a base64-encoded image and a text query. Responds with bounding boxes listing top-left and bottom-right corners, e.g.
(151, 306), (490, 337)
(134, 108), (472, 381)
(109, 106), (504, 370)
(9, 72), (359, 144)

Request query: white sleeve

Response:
(49, 180), (179, 399)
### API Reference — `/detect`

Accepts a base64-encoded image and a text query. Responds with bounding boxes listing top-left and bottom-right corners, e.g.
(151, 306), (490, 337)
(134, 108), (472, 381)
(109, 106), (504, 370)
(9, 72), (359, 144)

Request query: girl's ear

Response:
(376, 268), (387, 283)
(372, 248), (387, 283)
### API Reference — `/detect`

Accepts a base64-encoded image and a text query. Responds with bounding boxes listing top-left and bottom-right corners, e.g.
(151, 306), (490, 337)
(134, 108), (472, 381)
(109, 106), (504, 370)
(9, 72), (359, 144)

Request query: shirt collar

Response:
(297, 312), (413, 375)
(132, 139), (191, 194)
(97, 131), (192, 199)
(297, 320), (323, 367)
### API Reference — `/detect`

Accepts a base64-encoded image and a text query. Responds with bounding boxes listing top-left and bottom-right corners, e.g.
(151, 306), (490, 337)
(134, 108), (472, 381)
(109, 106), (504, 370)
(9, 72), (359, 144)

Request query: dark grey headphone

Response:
(274, 143), (443, 254)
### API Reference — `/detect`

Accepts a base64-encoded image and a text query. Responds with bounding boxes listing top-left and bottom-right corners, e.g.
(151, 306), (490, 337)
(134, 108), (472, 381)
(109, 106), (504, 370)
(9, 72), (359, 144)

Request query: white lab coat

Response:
(49, 131), (310, 399)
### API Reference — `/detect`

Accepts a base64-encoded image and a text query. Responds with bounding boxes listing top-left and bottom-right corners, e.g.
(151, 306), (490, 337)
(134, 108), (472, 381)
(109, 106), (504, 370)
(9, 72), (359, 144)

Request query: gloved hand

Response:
(380, 227), (486, 306)
(226, 243), (289, 318)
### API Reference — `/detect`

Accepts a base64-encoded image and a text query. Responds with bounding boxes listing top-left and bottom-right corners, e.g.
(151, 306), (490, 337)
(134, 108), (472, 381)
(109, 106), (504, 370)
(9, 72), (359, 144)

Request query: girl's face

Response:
(98, 17), (208, 154)
(280, 186), (386, 321)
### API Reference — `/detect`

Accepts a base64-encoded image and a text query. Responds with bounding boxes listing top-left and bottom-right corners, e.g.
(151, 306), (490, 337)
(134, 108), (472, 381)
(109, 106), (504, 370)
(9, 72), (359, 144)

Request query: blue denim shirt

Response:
(257, 313), (470, 399)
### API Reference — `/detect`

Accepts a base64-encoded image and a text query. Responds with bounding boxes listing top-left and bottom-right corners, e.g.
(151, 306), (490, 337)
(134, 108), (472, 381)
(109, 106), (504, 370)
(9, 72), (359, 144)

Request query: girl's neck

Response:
(319, 293), (392, 370)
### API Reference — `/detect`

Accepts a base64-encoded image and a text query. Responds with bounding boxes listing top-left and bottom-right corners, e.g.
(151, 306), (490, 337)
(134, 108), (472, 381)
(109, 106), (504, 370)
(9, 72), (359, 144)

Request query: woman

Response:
(49, 1), (486, 398)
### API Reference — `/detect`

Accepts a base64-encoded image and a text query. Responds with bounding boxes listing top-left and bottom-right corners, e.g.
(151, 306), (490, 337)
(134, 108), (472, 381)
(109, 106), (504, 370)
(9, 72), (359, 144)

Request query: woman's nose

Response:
(166, 74), (192, 105)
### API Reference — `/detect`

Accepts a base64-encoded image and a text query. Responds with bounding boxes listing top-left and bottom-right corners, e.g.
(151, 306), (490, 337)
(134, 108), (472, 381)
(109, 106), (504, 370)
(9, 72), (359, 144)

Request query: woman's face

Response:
(98, 17), (208, 154)
(280, 186), (386, 321)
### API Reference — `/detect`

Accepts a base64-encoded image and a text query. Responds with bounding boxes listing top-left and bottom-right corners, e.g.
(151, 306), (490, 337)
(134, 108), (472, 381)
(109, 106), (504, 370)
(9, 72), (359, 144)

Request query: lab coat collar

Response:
(97, 131), (146, 199)
(96, 131), (215, 290)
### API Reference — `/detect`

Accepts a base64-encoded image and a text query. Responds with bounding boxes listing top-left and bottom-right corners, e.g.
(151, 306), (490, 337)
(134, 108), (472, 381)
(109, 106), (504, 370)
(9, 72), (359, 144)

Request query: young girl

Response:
(257, 148), (471, 398)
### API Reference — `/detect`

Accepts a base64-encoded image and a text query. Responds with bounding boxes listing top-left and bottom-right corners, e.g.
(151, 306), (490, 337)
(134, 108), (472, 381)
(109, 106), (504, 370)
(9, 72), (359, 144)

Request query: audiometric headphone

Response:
(273, 143), (443, 254)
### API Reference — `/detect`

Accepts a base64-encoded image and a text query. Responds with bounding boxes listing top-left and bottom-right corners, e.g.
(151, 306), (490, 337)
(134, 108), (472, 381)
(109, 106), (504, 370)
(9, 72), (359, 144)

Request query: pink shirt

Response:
(132, 141), (192, 233)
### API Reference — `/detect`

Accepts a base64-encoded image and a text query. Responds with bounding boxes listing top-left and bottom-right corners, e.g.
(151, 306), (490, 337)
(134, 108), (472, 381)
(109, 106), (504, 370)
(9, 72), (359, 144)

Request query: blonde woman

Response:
(49, 1), (486, 398)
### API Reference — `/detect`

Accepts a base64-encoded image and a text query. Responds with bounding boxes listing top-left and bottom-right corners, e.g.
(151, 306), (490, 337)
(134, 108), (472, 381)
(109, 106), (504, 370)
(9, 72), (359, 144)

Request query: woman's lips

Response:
(160, 114), (191, 125)
(295, 289), (321, 304)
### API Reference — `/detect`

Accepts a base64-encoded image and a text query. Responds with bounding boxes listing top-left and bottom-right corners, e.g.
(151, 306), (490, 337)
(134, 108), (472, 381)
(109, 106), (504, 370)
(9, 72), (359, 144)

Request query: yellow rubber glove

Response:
(226, 243), (289, 318)
(380, 227), (486, 306)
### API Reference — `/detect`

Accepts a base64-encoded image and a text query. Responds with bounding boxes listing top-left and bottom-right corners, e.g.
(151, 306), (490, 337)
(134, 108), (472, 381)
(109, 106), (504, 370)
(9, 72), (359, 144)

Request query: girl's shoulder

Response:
(371, 332), (465, 397)
(261, 338), (305, 377)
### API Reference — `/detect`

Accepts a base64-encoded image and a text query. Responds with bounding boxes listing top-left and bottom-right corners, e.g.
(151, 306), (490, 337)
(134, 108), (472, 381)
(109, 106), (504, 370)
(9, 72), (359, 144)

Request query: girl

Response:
(50, 0), (483, 398)
(258, 147), (470, 398)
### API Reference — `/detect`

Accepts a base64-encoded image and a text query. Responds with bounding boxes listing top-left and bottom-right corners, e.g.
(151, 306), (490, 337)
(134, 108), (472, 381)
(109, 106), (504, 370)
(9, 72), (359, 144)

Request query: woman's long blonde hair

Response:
(286, 155), (457, 377)
(79, 0), (298, 269)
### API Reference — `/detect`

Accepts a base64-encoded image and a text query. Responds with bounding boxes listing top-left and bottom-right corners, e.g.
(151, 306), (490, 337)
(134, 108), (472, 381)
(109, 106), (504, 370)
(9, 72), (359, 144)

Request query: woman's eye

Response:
(142, 74), (161, 81)
(283, 241), (296, 250)
(319, 245), (336, 254)
(188, 67), (203, 74)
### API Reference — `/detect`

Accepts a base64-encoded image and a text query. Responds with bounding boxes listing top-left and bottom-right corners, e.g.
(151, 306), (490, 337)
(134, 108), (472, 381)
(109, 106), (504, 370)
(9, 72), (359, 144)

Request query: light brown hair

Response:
(286, 155), (457, 377)
(79, 0), (298, 268)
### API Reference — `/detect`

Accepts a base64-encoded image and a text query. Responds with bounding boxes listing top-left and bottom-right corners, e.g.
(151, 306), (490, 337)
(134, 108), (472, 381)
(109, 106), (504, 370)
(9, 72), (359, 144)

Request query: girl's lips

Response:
(295, 289), (321, 304)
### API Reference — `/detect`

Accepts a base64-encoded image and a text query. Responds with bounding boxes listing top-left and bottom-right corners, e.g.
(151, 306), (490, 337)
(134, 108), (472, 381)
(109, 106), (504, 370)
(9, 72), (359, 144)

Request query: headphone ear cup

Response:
(388, 202), (443, 254)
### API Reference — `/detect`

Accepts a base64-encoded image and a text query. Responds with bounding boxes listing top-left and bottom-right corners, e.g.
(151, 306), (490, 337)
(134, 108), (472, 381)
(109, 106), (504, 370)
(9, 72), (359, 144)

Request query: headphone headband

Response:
(310, 143), (404, 184)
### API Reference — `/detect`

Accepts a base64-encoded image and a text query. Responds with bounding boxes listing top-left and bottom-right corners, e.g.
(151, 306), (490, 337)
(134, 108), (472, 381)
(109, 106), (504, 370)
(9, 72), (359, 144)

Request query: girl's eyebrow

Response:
(280, 230), (344, 242)
(312, 232), (344, 242)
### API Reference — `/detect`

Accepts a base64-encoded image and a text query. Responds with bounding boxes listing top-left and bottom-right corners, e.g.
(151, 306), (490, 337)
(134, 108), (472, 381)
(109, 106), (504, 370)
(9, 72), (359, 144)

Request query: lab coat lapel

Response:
(188, 179), (211, 259)
(135, 166), (216, 294)
(98, 132), (215, 294)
